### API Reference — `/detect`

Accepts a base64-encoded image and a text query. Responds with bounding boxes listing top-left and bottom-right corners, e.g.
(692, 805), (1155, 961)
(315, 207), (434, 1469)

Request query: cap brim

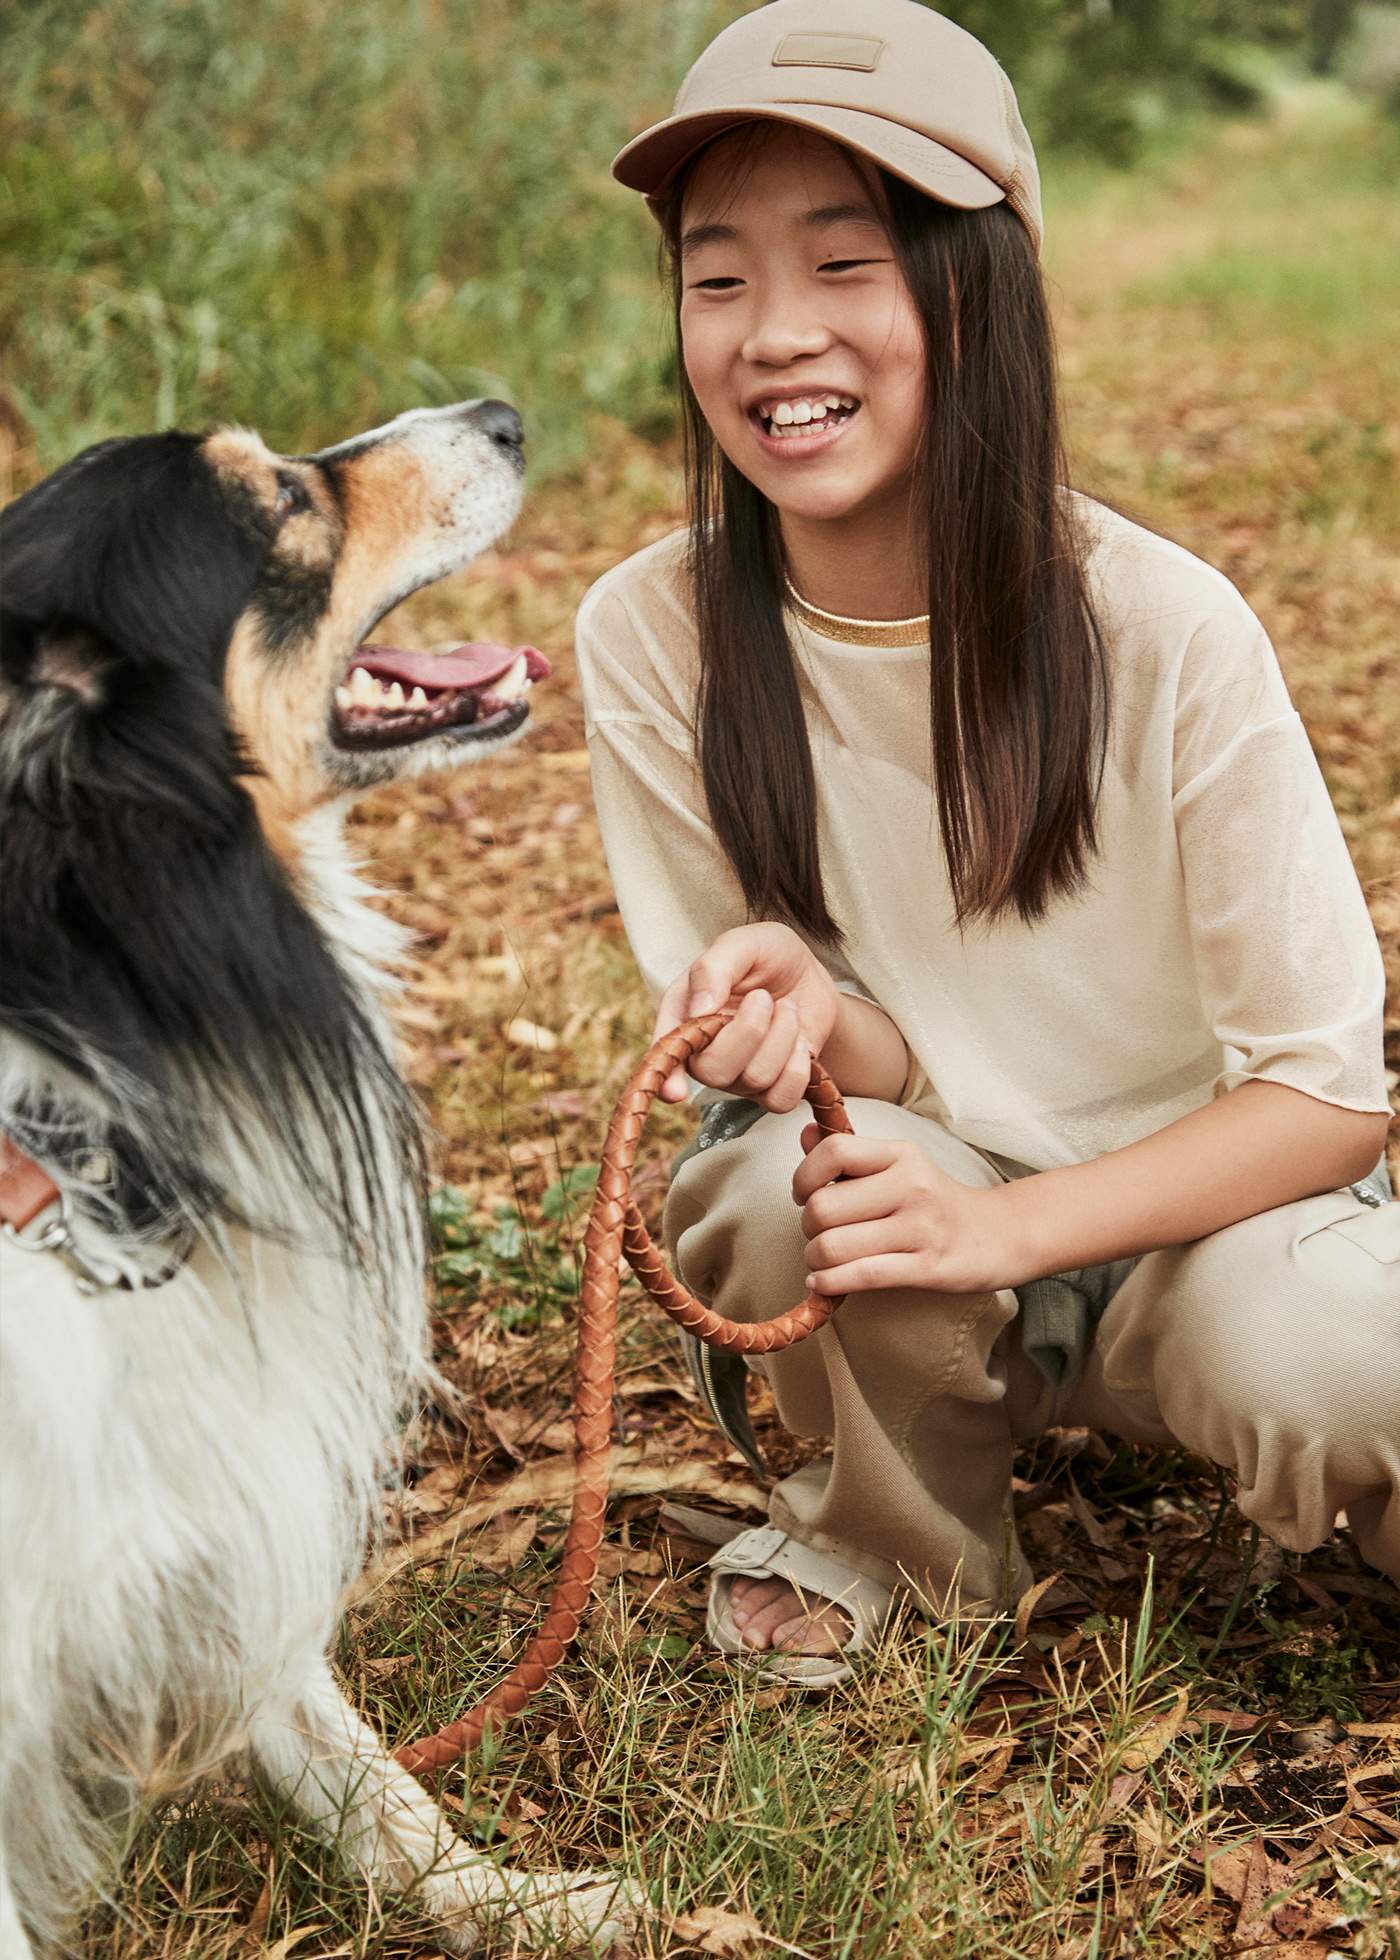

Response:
(612, 101), (1005, 216)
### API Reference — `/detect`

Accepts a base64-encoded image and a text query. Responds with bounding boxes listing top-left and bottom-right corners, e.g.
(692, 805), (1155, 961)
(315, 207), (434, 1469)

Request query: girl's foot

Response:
(727, 1572), (854, 1654)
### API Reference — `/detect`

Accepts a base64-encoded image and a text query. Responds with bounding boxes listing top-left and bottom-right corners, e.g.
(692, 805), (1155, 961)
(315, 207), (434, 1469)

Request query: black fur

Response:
(0, 435), (423, 1260)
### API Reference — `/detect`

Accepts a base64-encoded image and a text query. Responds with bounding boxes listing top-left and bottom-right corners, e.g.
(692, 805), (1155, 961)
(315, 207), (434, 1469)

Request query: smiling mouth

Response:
(751, 393), (861, 441)
(330, 641), (551, 752)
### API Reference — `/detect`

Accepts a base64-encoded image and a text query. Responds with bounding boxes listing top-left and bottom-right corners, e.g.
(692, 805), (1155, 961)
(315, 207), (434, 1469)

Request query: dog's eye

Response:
(274, 475), (310, 519)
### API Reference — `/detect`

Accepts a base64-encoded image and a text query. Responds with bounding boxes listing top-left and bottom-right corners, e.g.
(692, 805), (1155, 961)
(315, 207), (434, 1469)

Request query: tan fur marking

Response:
(203, 428), (280, 503)
(224, 614), (332, 820)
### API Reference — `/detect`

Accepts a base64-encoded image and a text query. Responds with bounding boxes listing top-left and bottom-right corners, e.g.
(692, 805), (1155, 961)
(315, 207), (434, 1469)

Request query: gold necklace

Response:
(782, 573), (930, 649)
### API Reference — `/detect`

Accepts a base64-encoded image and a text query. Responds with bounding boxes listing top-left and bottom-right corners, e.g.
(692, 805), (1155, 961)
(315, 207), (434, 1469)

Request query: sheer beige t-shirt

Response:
(573, 494), (1388, 1172)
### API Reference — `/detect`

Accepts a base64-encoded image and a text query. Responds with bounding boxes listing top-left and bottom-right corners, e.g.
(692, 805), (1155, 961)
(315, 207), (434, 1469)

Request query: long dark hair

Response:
(655, 128), (1111, 940)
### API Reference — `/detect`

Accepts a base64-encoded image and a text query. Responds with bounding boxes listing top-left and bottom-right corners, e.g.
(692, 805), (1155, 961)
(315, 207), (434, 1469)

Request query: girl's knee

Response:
(662, 1101), (812, 1304)
(1107, 1199), (1400, 1455)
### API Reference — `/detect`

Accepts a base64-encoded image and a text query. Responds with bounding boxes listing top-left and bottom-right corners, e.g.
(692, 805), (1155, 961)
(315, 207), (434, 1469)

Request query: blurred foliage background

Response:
(4, 0), (1400, 489)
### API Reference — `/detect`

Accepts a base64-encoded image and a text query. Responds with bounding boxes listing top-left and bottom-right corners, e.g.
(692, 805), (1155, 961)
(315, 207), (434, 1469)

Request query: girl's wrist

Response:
(818, 991), (910, 1105)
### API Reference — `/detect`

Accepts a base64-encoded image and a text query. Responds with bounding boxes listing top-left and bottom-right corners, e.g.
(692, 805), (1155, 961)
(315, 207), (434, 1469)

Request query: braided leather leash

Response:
(394, 1007), (853, 1776)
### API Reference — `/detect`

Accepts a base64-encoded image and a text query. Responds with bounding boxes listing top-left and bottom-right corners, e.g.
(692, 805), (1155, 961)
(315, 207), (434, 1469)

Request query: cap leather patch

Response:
(772, 32), (885, 72)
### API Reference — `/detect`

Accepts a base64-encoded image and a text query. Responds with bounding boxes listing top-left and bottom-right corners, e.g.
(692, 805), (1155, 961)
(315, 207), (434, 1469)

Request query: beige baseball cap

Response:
(611, 0), (1043, 254)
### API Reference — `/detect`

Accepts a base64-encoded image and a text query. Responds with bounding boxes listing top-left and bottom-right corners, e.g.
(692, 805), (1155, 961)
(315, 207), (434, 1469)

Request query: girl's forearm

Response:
(818, 992), (911, 1103)
(991, 1079), (1389, 1282)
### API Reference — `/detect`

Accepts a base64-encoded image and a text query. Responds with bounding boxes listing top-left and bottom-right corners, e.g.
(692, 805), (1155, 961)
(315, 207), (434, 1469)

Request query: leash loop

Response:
(395, 1008), (853, 1776)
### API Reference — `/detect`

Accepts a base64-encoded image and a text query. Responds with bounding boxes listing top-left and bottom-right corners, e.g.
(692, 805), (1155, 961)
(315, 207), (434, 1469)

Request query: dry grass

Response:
(67, 79), (1400, 1960)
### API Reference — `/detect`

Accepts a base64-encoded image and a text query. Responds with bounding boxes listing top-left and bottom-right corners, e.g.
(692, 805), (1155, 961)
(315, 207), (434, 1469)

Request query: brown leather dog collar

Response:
(1, 1133), (194, 1293)
(0, 1135), (61, 1231)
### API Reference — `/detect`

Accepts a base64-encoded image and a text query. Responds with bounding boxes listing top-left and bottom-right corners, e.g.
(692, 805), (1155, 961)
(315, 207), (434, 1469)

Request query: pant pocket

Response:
(1295, 1186), (1399, 1263)
(1307, 1203), (1400, 1266)
(933, 1287), (1020, 1401)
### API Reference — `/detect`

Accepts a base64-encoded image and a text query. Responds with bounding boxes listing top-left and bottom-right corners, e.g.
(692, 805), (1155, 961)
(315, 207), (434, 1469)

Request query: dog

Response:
(0, 405), (631, 1955)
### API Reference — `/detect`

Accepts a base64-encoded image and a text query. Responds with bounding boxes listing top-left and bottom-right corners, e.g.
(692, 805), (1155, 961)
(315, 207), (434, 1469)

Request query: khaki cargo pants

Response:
(662, 1095), (1400, 1612)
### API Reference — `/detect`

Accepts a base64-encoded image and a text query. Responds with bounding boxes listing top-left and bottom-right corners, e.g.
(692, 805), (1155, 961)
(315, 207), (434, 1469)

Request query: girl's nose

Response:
(741, 307), (833, 369)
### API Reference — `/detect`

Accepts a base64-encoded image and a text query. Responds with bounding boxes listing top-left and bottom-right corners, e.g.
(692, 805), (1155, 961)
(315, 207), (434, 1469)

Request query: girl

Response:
(574, 0), (1397, 1683)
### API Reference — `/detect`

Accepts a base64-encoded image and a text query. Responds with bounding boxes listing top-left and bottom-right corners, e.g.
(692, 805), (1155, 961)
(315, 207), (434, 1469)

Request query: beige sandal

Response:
(705, 1524), (899, 1688)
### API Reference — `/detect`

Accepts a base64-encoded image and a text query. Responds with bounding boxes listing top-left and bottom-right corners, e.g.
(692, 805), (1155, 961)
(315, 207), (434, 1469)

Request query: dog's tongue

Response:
(355, 643), (551, 690)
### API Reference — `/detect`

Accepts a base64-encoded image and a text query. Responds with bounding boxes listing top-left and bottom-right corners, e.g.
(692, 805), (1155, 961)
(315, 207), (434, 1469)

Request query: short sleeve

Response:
(1171, 615), (1388, 1115)
(575, 573), (911, 1109)
(575, 578), (749, 1113)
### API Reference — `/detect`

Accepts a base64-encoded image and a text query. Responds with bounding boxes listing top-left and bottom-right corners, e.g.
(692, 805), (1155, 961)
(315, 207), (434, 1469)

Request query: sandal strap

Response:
(708, 1526), (897, 1645)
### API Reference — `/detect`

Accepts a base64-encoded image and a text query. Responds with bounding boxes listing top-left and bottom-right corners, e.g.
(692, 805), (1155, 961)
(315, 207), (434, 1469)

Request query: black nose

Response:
(473, 399), (524, 452)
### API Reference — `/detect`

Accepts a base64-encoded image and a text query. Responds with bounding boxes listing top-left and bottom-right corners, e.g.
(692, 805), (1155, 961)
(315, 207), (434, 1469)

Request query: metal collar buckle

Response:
(2, 1189), (195, 1295)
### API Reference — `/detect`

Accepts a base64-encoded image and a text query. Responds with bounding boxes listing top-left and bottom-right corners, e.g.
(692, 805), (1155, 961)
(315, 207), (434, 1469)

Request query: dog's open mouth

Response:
(330, 641), (551, 751)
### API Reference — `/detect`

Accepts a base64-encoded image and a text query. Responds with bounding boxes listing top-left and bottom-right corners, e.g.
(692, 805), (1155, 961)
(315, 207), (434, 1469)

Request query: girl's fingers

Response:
(734, 999), (810, 1110)
(796, 1165), (903, 1237)
(651, 971), (735, 1100)
(807, 1248), (931, 1295)
(804, 1216), (918, 1278)
(731, 995), (802, 1096)
(808, 1255), (912, 1295)
(688, 987), (775, 1088)
(791, 1134), (904, 1203)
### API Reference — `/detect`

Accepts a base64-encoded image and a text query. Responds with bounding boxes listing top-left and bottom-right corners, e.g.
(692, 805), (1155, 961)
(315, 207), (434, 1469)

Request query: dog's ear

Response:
(0, 613), (117, 708)
(0, 440), (142, 712)
(0, 432), (263, 684)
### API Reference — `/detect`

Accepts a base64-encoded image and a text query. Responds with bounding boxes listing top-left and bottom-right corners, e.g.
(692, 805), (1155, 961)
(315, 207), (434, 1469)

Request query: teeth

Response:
(492, 652), (529, 700)
(761, 393), (858, 430)
(348, 666), (378, 705)
(385, 681), (406, 708)
(409, 686), (429, 709)
(335, 685), (353, 712)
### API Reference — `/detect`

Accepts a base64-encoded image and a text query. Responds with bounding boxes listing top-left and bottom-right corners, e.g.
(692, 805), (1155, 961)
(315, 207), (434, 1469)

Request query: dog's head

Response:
(0, 401), (548, 825)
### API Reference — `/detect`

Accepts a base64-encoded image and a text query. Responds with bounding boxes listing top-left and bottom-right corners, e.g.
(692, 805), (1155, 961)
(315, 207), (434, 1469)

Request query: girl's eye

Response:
(691, 276), (743, 292)
(820, 259), (872, 273)
(274, 476), (310, 518)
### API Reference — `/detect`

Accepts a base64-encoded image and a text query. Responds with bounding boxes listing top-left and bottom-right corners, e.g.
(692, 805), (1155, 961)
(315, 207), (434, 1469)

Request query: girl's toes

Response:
(729, 1576), (788, 1627)
(771, 1602), (852, 1656)
(737, 1591), (807, 1648)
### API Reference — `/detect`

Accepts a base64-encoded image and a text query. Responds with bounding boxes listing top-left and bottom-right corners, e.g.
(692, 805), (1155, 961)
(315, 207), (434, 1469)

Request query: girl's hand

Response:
(651, 924), (840, 1114)
(792, 1126), (1011, 1298)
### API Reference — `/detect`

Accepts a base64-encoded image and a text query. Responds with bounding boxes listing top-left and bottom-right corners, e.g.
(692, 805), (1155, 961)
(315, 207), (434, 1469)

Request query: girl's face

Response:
(678, 126), (926, 530)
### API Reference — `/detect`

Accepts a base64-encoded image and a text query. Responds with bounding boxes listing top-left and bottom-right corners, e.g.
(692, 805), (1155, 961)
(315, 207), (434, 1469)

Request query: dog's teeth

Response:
(348, 666), (378, 705)
(385, 681), (406, 709)
(409, 685), (429, 709)
(492, 652), (529, 700)
(334, 685), (353, 713)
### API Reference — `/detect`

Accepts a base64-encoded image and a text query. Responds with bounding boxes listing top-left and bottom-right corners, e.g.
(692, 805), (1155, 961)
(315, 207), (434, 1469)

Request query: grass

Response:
(76, 1523), (1400, 1955)
(1, 0), (737, 482)
(7, 21), (1398, 1960)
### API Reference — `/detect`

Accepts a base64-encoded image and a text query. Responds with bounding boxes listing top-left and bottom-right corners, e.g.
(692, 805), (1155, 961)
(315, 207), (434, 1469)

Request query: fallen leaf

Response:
(1202, 1842), (1253, 1904)
(351, 1451), (767, 1600)
(671, 1904), (766, 1954)
(473, 1513), (537, 1572)
(245, 1865), (273, 1940)
(592, 1541), (664, 1580)
(1065, 1470), (1117, 1549)
(259, 1930), (334, 1960)
(1234, 1946), (1339, 1959)
(1186, 1708), (1267, 1734)
(503, 1016), (558, 1053)
(1014, 1570), (1062, 1649)
(362, 1654), (412, 1678)
(1121, 1685), (1189, 1770)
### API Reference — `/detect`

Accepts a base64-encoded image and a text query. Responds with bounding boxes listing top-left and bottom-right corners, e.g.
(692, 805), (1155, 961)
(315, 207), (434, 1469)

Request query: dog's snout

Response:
(472, 400), (524, 453)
